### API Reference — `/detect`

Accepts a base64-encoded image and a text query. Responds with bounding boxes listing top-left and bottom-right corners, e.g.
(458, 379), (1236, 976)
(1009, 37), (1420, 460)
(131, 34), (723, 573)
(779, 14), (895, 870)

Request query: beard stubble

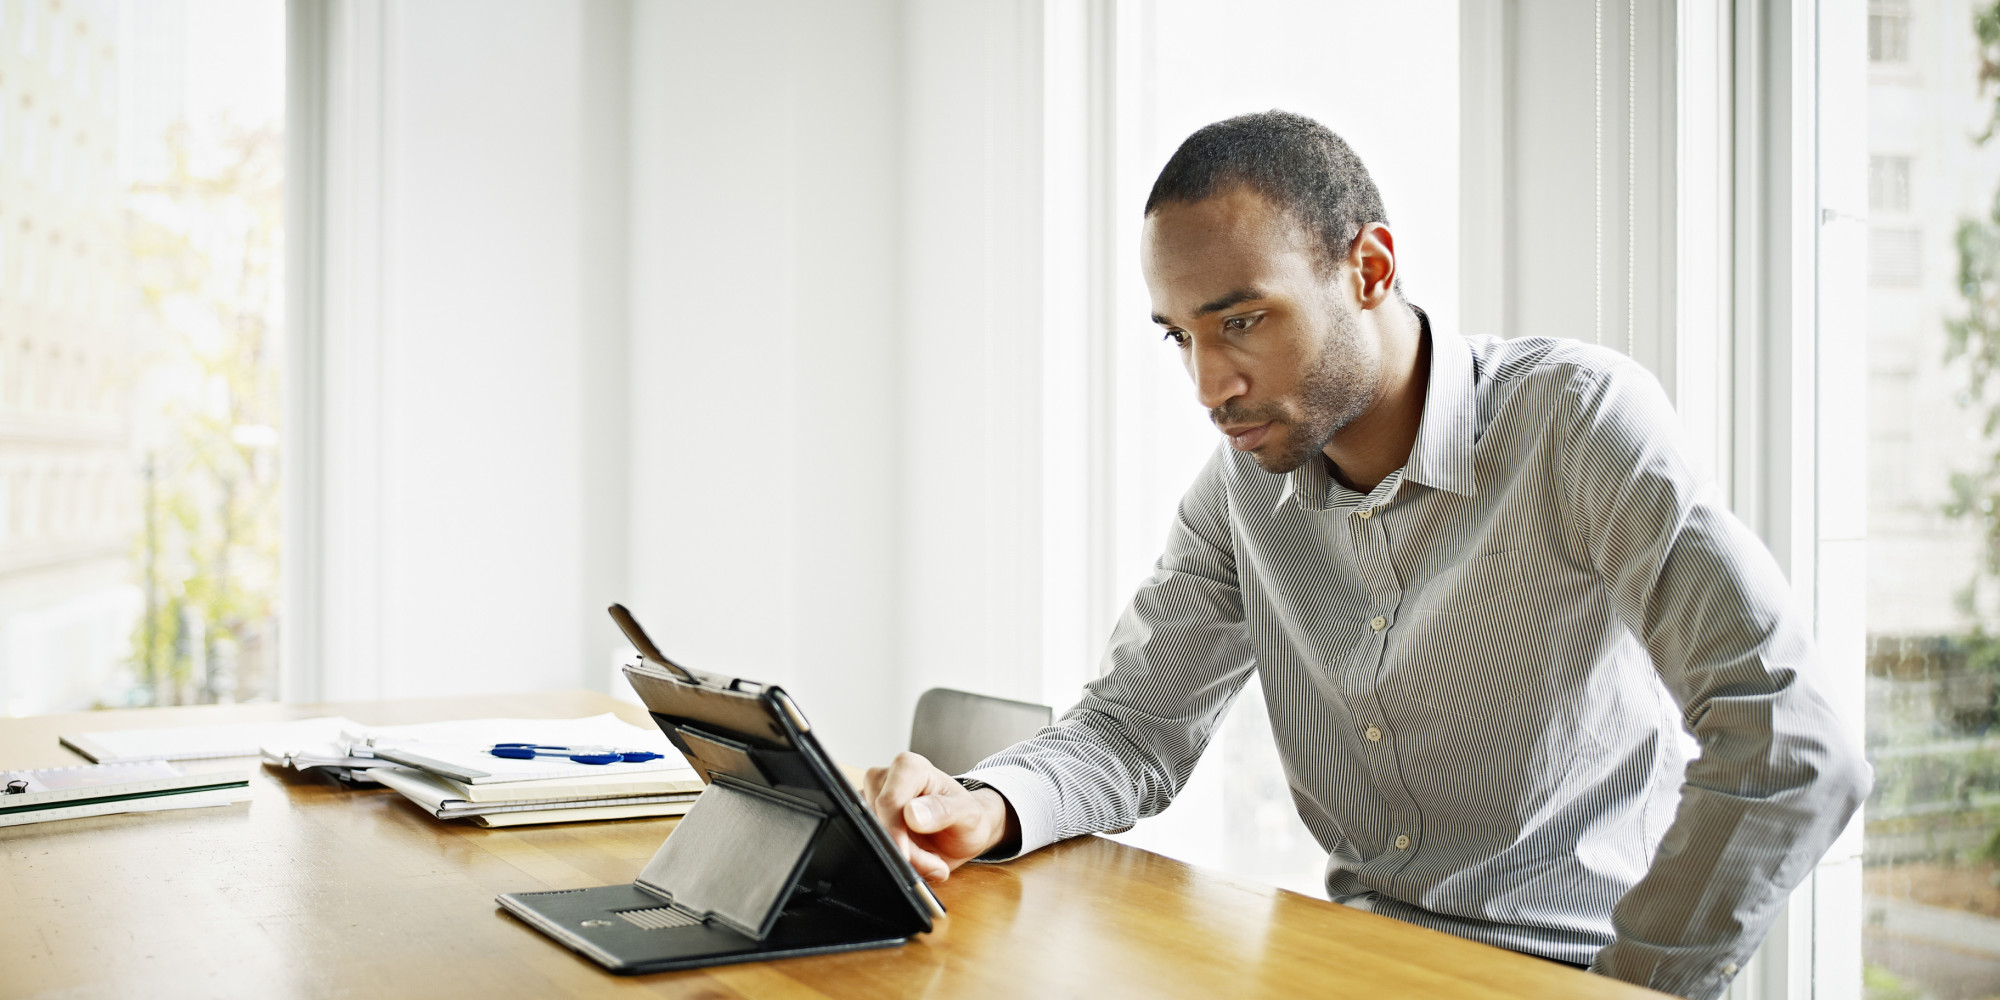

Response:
(1210, 297), (1377, 475)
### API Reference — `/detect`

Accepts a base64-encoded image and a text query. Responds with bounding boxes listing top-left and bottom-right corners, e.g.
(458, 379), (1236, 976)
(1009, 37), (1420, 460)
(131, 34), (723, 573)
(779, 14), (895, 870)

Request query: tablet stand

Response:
(631, 777), (826, 941)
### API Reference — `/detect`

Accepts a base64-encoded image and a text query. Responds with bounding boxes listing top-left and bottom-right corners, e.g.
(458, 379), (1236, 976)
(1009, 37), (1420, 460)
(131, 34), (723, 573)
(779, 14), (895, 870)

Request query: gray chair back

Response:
(909, 688), (1053, 776)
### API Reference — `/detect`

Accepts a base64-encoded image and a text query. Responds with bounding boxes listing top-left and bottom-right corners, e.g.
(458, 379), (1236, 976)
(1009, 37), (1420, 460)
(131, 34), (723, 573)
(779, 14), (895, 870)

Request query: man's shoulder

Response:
(1463, 333), (1637, 391)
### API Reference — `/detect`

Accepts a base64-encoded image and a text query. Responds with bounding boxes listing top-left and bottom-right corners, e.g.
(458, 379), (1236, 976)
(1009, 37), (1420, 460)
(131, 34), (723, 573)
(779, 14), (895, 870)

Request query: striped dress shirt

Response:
(962, 321), (1869, 1000)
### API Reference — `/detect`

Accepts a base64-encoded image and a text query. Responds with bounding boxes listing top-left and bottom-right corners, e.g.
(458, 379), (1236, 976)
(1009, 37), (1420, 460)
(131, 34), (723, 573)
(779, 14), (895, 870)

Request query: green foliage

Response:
(1863, 962), (1927, 1000)
(124, 120), (283, 704)
(1945, 206), (2000, 582)
(1950, 1), (2000, 652)
(1979, 1), (2000, 138)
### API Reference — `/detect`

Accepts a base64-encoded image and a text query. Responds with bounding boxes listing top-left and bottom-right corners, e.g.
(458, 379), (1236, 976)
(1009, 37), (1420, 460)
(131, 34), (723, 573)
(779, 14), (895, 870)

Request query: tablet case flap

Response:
(635, 778), (825, 940)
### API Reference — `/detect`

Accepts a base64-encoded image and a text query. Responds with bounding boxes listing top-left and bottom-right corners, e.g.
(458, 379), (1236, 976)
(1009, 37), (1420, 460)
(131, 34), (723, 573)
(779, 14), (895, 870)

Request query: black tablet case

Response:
(496, 659), (939, 974)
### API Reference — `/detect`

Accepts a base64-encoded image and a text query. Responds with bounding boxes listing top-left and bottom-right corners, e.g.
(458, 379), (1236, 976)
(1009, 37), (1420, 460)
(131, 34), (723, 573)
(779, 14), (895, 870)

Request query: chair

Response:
(908, 688), (1054, 776)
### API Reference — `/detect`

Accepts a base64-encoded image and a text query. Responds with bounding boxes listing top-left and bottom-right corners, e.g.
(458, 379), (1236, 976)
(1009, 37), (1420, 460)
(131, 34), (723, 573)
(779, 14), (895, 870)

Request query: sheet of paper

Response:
(62, 717), (357, 763)
(1, 760), (184, 793)
(361, 714), (690, 784)
(470, 799), (694, 827)
(425, 765), (702, 803)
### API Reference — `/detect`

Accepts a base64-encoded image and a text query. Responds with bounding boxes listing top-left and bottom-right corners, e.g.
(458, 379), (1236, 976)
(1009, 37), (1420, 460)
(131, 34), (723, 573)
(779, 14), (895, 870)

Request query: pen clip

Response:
(607, 604), (700, 684)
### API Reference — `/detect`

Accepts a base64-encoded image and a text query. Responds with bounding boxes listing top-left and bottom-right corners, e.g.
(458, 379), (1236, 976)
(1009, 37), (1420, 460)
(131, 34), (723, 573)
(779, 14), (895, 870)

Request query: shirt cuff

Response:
(957, 764), (1060, 861)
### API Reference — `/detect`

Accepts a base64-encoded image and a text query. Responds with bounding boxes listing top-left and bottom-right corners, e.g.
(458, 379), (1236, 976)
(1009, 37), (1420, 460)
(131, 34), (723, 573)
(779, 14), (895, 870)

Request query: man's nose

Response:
(1190, 341), (1248, 411)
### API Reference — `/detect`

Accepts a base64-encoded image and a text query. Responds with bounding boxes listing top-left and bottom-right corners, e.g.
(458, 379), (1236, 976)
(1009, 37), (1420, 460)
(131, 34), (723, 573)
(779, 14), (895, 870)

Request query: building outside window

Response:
(0, 0), (282, 717)
(1861, 1), (2000, 996)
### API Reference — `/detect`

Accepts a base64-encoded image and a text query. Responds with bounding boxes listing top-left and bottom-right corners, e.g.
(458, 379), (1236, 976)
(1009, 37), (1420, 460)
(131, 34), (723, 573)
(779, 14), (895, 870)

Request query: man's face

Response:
(1141, 187), (1384, 475)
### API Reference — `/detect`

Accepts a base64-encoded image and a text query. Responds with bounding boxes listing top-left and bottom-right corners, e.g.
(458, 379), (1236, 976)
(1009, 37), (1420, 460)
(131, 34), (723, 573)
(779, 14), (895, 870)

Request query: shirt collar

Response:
(1274, 307), (1476, 513)
(1402, 308), (1477, 498)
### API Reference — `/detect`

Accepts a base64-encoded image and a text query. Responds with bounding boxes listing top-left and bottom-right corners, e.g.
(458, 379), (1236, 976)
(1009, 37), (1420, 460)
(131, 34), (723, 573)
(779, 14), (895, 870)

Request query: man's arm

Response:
(1559, 360), (1871, 999)
(867, 447), (1256, 877)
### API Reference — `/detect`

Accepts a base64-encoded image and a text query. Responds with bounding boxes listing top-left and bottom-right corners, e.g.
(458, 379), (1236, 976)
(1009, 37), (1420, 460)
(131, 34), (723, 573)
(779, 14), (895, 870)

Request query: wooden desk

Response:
(1, 693), (1660, 999)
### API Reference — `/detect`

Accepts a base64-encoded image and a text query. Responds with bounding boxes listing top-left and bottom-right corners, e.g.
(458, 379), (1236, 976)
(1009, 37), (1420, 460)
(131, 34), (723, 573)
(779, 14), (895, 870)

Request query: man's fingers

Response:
(879, 752), (937, 804)
(861, 752), (964, 878)
(910, 846), (950, 882)
(869, 754), (936, 826)
(902, 792), (960, 835)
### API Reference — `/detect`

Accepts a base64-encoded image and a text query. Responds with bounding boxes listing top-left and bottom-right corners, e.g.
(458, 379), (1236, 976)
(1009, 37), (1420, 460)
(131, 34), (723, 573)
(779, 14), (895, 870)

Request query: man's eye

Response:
(1162, 329), (1189, 347)
(1223, 315), (1257, 332)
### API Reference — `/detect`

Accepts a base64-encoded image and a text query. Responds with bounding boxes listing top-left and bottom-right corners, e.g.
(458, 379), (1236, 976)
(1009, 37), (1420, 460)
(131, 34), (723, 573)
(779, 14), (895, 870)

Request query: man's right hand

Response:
(862, 752), (1020, 882)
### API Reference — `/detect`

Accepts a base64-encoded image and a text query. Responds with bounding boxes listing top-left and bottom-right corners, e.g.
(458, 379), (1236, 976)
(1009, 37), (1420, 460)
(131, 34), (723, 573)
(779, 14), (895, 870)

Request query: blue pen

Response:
(488, 743), (666, 765)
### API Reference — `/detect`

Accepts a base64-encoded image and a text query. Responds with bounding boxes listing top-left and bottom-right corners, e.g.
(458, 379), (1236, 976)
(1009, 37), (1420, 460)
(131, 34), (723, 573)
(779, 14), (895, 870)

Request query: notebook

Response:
(0, 761), (252, 828)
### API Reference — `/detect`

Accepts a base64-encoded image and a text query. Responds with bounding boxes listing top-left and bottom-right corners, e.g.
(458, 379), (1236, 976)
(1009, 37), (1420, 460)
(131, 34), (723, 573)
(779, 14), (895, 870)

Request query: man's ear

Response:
(1347, 223), (1397, 310)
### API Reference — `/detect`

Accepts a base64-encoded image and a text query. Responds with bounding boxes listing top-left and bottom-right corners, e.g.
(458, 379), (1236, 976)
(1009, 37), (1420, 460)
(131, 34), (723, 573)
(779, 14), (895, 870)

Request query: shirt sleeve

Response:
(961, 446), (1257, 858)
(1557, 360), (1871, 1000)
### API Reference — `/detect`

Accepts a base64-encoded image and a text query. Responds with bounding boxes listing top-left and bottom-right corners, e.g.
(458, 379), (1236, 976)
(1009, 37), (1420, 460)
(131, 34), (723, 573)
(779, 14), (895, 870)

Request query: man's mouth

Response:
(1222, 422), (1274, 451)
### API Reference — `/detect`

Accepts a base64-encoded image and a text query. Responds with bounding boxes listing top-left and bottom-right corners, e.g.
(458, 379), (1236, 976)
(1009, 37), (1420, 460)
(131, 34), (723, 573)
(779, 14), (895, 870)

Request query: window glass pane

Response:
(0, 0), (283, 716)
(1863, 1), (2000, 995)
(1872, 10), (1913, 64)
(1873, 155), (1913, 213)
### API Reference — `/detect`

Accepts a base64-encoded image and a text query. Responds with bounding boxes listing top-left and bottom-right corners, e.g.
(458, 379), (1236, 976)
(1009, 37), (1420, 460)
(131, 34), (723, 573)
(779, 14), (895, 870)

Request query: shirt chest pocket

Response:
(1408, 550), (1522, 616)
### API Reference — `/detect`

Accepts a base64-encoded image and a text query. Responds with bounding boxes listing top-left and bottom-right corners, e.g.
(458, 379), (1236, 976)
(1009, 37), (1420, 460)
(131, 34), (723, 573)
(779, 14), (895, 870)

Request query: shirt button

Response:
(1722, 963), (1738, 977)
(1364, 726), (1382, 742)
(1370, 616), (1387, 631)
(1357, 507), (1373, 519)
(1394, 834), (1410, 850)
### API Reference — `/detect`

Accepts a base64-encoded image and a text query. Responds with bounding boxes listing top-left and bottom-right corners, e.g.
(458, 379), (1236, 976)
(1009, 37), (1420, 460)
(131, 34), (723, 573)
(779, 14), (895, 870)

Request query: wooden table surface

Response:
(0, 693), (1661, 999)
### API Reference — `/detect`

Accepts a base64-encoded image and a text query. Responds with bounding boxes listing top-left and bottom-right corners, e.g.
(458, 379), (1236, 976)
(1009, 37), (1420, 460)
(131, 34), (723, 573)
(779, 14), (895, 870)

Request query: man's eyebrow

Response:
(1196, 287), (1266, 316)
(1152, 287), (1269, 327)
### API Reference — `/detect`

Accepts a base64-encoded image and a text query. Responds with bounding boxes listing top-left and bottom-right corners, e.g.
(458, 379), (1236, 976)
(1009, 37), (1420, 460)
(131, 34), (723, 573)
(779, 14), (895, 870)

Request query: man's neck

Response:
(1323, 305), (1430, 494)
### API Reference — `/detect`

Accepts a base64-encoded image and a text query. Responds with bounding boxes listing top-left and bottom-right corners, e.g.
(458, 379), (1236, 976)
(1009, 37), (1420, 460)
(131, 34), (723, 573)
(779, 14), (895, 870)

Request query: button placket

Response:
(1346, 505), (1423, 880)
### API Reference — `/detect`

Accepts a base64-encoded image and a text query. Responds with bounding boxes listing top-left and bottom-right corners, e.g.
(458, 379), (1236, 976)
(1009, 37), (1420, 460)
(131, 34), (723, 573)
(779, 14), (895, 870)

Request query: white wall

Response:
(896, 1), (1059, 724)
(375, 1), (592, 698)
(624, 0), (905, 764)
(301, 0), (977, 766)
(301, 0), (621, 701)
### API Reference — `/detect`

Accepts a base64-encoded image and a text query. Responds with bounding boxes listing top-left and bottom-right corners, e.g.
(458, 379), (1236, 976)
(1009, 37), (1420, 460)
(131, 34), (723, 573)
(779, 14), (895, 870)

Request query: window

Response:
(1871, 155), (1912, 214)
(1871, 3), (1912, 63)
(1857, 1), (2000, 995)
(0, 0), (284, 716)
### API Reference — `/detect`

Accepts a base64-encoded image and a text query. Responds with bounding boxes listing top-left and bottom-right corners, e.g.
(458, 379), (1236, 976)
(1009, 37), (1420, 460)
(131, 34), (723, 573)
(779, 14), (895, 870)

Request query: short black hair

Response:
(1145, 110), (1390, 277)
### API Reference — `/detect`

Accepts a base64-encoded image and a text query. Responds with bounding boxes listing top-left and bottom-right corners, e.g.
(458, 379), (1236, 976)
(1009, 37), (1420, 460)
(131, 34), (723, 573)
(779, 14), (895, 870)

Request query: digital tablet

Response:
(496, 606), (942, 974)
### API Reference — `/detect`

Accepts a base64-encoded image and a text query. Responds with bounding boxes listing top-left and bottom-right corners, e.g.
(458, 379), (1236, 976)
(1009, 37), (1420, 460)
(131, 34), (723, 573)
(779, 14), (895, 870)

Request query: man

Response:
(865, 111), (1868, 1000)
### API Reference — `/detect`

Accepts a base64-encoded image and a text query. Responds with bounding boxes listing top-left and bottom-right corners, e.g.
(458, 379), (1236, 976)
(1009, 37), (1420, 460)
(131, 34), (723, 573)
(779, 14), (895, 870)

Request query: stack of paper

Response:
(59, 713), (704, 827)
(372, 767), (701, 827)
(0, 761), (252, 828)
(348, 714), (703, 826)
